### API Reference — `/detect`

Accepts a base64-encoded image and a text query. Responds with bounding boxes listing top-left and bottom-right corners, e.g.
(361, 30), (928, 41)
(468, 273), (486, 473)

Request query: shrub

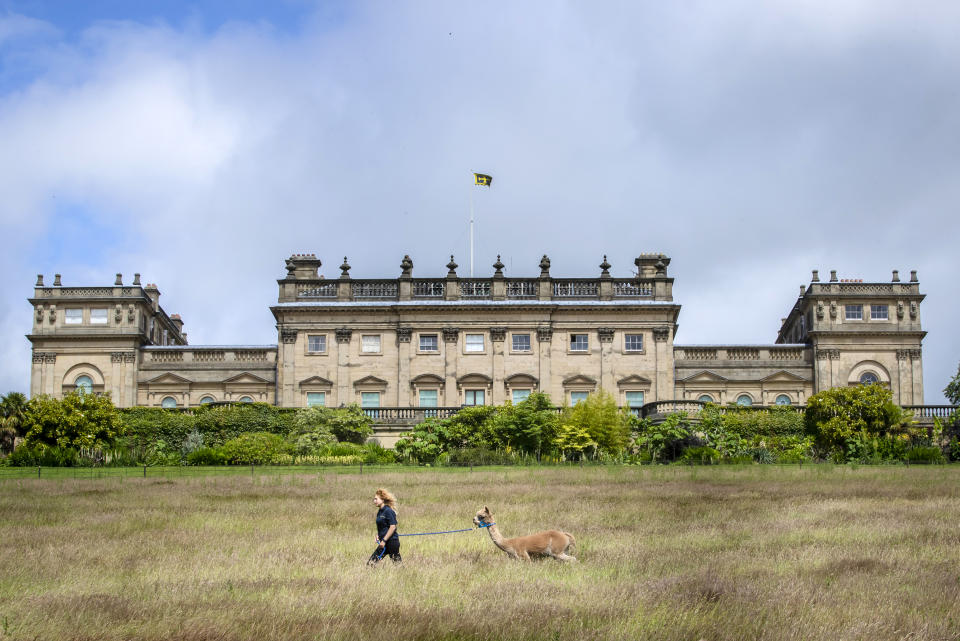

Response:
(560, 391), (630, 456)
(681, 446), (721, 465)
(187, 447), (228, 466)
(904, 446), (945, 464)
(7, 443), (79, 467)
(24, 392), (125, 451)
(326, 404), (374, 444)
(219, 432), (292, 465)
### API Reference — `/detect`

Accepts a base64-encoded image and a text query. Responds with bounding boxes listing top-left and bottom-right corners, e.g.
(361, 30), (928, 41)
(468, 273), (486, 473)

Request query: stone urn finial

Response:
(53, 274), (62, 286)
(599, 255), (611, 277)
(115, 273), (123, 286)
(493, 255), (504, 276)
(36, 274), (44, 286)
(539, 254), (551, 277)
(340, 256), (351, 279)
(446, 255), (458, 277)
(133, 273), (141, 286)
(829, 270), (838, 282)
(400, 255), (413, 277)
(910, 270), (918, 282)
(812, 269), (819, 282)
(892, 269), (900, 282)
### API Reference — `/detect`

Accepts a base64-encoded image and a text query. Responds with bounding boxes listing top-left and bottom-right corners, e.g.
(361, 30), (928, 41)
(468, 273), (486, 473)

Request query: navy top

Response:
(376, 506), (398, 541)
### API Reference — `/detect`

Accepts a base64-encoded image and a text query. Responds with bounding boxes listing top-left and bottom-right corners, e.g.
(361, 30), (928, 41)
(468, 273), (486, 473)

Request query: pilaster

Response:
(335, 328), (352, 405)
(598, 328), (615, 391)
(397, 327), (411, 406)
(491, 327), (506, 405)
(443, 328), (459, 405)
(537, 326), (552, 399)
(280, 328), (297, 406)
(653, 327), (671, 401)
(910, 349), (923, 404)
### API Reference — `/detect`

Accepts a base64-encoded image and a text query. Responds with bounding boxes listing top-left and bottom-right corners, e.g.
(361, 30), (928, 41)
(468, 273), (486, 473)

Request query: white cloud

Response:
(1, 1), (958, 401)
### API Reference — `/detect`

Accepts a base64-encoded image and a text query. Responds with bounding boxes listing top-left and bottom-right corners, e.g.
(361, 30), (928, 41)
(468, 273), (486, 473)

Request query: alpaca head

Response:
(473, 505), (492, 527)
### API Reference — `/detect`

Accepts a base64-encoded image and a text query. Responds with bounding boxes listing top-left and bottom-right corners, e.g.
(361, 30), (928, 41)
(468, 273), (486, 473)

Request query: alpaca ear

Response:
(484, 505), (489, 512)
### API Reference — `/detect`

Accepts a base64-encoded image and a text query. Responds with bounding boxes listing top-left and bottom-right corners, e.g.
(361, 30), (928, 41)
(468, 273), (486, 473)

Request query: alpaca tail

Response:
(564, 531), (576, 551)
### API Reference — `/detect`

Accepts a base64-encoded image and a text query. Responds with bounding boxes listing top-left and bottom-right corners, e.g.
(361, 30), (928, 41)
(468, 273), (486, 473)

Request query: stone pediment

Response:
(299, 376), (334, 389)
(146, 372), (192, 385)
(617, 374), (652, 388)
(223, 372), (270, 384)
(458, 373), (493, 385)
(679, 370), (728, 383)
(353, 375), (388, 388)
(504, 373), (539, 386)
(410, 373), (445, 386)
(562, 375), (597, 387)
(760, 370), (809, 383)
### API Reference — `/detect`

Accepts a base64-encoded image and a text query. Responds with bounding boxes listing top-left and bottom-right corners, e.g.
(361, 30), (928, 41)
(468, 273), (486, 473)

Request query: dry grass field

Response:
(1, 465), (959, 640)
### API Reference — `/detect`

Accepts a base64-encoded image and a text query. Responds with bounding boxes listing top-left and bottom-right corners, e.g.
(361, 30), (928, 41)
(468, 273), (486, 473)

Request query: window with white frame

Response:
(90, 308), (108, 324)
(624, 334), (643, 352)
(65, 308), (83, 324)
(625, 391), (644, 408)
(419, 334), (439, 351)
(307, 335), (327, 353)
(511, 389), (531, 404)
(570, 391), (589, 404)
(465, 334), (485, 353)
(307, 392), (326, 407)
(361, 392), (380, 408)
(464, 389), (485, 405)
(418, 389), (438, 407)
(845, 304), (863, 320)
(870, 305), (888, 320)
(570, 334), (589, 351)
(512, 333), (531, 352)
(361, 335), (381, 353)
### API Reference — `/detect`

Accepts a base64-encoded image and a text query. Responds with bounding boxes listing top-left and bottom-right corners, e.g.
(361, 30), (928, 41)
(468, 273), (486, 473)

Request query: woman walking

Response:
(368, 488), (402, 565)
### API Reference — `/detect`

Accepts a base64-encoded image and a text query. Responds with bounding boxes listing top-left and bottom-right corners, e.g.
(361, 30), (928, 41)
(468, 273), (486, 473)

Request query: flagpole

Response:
(469, 176), (475, 277)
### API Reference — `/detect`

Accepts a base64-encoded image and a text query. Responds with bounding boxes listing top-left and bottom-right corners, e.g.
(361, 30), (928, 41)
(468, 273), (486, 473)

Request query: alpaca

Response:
(473, 506), (577, 562)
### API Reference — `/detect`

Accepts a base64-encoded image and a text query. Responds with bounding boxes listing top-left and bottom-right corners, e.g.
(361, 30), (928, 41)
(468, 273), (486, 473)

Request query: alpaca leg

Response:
(555, 552), (577, 562)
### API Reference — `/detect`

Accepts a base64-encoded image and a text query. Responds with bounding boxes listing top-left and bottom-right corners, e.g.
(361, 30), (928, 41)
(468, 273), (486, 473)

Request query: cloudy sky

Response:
(1, 0), (957, 402)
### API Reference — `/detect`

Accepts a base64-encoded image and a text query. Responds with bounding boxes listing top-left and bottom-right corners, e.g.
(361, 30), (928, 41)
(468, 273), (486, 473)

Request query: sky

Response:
(1, 0), (958, 403)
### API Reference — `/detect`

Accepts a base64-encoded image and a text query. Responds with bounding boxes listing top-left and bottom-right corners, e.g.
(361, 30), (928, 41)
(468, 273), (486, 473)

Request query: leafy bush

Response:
(24, 392), (125, 451)
(186, 447), (228, 466)
(904, 446), (945, 464)
(219, 432), (292, 465)
(559, 390), (631, 456)
(6, 443), (79, 467)
(326, 405), (374, 444)
(681, 446), (721, 465)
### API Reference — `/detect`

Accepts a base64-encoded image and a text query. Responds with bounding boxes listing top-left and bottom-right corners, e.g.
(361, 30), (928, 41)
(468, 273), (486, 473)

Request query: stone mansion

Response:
(27, 253), (926, 414)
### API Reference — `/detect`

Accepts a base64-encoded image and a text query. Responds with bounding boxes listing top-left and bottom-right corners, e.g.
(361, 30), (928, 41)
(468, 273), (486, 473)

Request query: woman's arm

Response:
(378, 524), (396, 546)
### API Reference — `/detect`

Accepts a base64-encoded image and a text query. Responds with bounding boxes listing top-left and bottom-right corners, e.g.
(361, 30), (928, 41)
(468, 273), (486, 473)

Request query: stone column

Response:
(111, 352), (124, 403)
(335, 328), (352, 406)
(910, 349), (923, 405)
(598, 328), (615, 393)
(491, 328), (506, 404)
(30, 352), (43, 398)
(397, 327), (411, 406)
(42, 353), (57, 396)
(653, 327), (671, 402)
(537, 326), (553, 398)
(443, 328), (459, 405)
(280, 328), (298, 407)
(896, 350), (910, 405)
(124, 352), (137, 407)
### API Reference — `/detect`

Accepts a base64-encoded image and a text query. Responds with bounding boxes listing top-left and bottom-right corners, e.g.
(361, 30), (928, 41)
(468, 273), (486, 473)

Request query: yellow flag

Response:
(474, 173), (492, 187)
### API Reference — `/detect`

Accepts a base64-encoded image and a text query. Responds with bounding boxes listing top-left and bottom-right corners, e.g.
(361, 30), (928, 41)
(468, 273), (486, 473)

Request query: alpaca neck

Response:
(485, 524), (509, 551)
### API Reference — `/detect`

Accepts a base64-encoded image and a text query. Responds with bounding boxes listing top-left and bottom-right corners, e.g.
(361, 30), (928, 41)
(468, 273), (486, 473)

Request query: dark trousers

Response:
(367, 537), (401, 565)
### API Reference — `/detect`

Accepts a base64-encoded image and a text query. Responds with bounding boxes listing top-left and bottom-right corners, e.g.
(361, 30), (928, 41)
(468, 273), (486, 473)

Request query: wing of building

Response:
(27, 256), (926, 419)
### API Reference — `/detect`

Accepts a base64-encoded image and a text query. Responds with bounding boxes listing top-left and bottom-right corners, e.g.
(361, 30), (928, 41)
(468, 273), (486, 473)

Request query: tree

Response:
(23, 392), (125, 451)
(327, 404), (374, 444)
(560, 390), (631, 456)
(945, 363), (960, 405)
(804, 383), (915, 460)
(1, 392), (29, 454)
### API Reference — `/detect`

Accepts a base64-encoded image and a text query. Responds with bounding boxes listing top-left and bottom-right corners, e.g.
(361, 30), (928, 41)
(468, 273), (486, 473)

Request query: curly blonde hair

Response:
(375, 488), (397, 513)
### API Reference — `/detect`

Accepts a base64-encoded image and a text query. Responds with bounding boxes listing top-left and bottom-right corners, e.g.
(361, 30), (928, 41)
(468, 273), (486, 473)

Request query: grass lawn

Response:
(1, 465), (959, 640)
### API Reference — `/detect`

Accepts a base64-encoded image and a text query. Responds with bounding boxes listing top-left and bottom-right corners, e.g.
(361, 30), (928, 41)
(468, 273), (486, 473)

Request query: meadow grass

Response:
(1, 465), (959, 640)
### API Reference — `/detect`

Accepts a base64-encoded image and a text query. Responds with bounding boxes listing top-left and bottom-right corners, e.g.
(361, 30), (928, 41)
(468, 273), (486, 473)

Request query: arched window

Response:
(859, 372), (879, 385)
(775, 394), (792, 406)
(736, 394), (753, 407)
(161, 396), (177, 409)
(199, 396), (215, 405)
(75, 375), (93, 395)
(697, 394), (714, 403)
(239, 396), (254, 403)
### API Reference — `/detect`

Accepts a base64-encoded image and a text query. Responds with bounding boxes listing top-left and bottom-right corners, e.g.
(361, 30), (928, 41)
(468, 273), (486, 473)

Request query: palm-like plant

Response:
(0, 392), (29, 454)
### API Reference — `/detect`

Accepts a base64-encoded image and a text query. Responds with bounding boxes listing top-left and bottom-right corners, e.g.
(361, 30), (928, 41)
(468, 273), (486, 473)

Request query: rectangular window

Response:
(307, 392), (326, 407)
(361, 335), (381, 353)
(871, 305), (889, 320)
(464, 389), (485, 406)
(361, 392), (380, 408)
(624, 334), (643, 352)
(90, 308), (108, 324)
(418, 389), (438, 407)
(512, 333), (531, 352)
(570, 391), (589, 404)
(570, 334), (589, 351)
(845, 304), (863, 320)
(307, 335), (326, 353)
(419, 334), (438, 351)
(625, 391), (644, 407)
(465, 334), (485, 353)
(512, 389), (531, 404)
(65, 308), (83, 324)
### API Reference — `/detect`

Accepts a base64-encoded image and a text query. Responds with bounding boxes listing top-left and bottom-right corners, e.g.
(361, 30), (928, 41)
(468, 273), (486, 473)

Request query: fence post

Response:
(143, 465), (147, 478)
(251, 463), (255, 476)
(37, 466), (41, 479)
(360, 462), (363, 475)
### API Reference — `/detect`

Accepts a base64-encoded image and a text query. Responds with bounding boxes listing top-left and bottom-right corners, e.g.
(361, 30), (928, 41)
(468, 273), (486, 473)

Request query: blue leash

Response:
(374, 521), (495, 561)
